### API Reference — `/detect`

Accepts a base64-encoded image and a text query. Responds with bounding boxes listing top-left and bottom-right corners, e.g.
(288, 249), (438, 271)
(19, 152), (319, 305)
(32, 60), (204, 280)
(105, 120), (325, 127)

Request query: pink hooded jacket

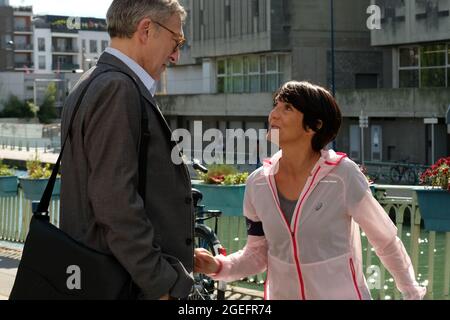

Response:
(211, 149), (426, 300)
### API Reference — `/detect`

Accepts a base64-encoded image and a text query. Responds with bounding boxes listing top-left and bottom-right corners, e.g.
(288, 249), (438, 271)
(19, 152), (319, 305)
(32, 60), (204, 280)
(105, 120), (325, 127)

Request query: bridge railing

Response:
(1, 184), (449, 299)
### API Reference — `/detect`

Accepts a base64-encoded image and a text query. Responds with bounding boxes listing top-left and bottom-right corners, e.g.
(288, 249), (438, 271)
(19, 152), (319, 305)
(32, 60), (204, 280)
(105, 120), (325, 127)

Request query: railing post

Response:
(444, 232), (450, 298)
(426, 231), (436, 300)
(411, 192), (421, 273)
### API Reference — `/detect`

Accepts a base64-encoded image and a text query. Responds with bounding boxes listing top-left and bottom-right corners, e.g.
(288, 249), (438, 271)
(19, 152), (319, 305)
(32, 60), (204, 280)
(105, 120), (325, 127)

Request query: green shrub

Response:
(198, 164), (248, 185)
(37, 83), (58, 124)
(0, 161), (14, 177)
(0, 95), (36, 118)
(26, 154), (53, 179)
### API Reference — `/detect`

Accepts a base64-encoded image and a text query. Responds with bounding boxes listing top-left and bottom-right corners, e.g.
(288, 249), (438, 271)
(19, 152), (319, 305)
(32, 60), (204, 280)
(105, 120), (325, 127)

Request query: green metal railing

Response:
(0, 185), (449, 299)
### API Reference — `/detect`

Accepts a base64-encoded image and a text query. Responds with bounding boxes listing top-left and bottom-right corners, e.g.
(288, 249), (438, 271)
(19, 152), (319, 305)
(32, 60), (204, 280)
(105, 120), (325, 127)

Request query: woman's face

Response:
(268, 100), (313, 147)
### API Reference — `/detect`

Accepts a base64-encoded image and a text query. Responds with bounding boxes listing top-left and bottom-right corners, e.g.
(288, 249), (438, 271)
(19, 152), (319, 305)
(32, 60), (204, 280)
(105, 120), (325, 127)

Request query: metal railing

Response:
(0, 184), (448, 299)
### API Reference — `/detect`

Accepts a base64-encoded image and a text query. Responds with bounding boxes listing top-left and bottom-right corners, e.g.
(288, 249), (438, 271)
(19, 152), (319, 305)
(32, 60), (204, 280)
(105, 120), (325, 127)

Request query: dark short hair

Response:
(273, 81), (342, 152)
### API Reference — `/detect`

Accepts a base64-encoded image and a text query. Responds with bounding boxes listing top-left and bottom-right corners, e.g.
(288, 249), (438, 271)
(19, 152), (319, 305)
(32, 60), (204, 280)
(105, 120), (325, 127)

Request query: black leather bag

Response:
(9, 69), (148, 300)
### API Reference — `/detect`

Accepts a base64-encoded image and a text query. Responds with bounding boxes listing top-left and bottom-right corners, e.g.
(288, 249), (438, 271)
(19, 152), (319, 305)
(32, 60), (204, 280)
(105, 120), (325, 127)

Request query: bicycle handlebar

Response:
(192, 159), (208, 174)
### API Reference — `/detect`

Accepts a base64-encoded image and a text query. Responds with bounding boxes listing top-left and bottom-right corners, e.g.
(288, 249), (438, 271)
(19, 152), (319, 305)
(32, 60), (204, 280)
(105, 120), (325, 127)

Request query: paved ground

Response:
(0, 245), (263, 301)
(0, 149), (58, 164)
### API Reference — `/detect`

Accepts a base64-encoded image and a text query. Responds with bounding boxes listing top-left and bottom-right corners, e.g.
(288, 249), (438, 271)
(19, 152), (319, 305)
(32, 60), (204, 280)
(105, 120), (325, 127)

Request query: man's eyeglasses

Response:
(150, 20), (186, 52)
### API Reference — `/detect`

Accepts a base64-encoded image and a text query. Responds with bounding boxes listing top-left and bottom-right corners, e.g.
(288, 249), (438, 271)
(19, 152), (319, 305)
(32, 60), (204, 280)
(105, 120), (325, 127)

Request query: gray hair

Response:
(107, 0), (187, 38)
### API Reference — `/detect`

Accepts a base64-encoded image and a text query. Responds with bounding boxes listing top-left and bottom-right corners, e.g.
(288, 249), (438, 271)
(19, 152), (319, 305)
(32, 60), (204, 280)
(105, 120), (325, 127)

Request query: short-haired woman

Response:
(194, 81), (426, 300)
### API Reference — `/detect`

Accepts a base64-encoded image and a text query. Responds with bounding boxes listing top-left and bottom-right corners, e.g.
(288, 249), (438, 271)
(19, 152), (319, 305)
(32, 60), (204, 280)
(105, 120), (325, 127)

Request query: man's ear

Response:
(136, 18), (152, 43)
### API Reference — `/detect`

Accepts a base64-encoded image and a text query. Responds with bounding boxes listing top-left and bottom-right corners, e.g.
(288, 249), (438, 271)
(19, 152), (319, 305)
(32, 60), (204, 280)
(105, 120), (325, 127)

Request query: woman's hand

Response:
(194, 248), (221, 275)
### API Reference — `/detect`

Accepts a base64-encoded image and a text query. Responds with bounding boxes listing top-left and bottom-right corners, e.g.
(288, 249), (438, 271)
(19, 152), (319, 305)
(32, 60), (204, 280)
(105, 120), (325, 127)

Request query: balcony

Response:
(14, 62), (34, 70)
(52, 63), (80, 71)
(52, 46), (79, 54)
(13, 26), (32, 33)
(14, 43), (33, 51)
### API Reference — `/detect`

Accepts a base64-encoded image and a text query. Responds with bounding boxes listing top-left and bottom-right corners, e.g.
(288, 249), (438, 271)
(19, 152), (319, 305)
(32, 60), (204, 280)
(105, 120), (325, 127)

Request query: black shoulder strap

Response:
(35, 68), (149, 215)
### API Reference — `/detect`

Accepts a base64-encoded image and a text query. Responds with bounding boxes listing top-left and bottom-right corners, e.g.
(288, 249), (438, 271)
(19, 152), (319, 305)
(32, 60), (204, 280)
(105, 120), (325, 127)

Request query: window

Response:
(101, 40), (109, 52)
(82, 39), (86, 51)
(355, 74), (378, 89)
(90, 40), (98, 53)
(38, 38), (45, 51)
(399, 43), (450, 88)
(38, 56), (46, 70)
(217, 54), (287, 94)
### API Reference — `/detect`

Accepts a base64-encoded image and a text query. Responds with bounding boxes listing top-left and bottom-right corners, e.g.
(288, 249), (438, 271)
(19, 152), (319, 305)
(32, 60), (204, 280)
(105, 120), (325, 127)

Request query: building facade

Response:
(155, 0), (449, 167)
(0, 5), (13, 71)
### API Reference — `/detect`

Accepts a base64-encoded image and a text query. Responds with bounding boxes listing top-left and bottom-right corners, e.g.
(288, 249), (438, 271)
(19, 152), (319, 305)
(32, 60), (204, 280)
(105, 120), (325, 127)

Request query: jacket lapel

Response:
(96, 52), (173, 138)
(96, 52), (191, 184)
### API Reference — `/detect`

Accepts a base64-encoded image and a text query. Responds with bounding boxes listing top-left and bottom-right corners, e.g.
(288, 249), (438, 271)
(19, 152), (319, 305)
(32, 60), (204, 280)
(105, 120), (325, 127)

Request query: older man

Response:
(60, 0), (193, 300)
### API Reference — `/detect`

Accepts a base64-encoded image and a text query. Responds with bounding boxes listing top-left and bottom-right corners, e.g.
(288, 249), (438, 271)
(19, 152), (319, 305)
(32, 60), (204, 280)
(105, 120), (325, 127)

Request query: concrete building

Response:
(155, 0), (449, 167)
(33, 15), (110, 74)
(0, 5), (13, 71)
(13, 6), (34, 73)
(158, 0), (389, 165)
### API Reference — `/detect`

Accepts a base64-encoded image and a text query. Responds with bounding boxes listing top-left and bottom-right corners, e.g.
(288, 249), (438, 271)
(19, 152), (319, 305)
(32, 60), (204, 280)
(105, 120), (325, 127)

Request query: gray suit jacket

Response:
(60, 52), (194, 299)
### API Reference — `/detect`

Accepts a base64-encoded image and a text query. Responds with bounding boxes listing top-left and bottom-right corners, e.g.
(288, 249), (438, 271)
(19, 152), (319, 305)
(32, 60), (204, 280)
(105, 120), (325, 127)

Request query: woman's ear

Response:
(316, 120), (323, 131)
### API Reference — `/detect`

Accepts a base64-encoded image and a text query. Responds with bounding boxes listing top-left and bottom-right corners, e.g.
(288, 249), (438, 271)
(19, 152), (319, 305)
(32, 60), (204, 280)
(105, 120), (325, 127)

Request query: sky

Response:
(9, 0), (113, 18)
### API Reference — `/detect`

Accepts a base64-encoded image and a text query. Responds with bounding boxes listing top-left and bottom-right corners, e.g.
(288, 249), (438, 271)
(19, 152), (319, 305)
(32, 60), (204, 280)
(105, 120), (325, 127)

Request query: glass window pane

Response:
(279, 55), (285, 73)
(243, 74), (249, 93)
(231, 58), (243, 74)
(38, 38), (45, 51)
(243, 57), (248, 75)
(399, 70), (419, 88)
(217, 77), (225, 93)
(267, 74), (278, 92)
(448, 68), (450, 87)
(420, 68), (446, 87)
(266, 55), (277, 72)
(250, 75), (260, 92)
(421, 45), (446, 67)
(232, 76), (243, 93)
(448, 45), (450, 66)
(217, 60), (225, 75)
(249, 56), (259, 73)
(399, 47), (419, 67)
(260, 56), (266, 73)
(225, 77), (232, 93)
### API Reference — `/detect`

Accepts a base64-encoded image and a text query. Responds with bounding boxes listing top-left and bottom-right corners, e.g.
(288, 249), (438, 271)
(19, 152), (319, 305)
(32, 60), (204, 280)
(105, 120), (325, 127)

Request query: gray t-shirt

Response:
(277, 191), (298, 224)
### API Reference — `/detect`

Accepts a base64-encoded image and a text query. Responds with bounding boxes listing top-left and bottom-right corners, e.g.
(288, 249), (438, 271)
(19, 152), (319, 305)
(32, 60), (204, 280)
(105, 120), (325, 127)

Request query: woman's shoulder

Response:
(247, 166), (267, 185)
(330, 156), (361, 177)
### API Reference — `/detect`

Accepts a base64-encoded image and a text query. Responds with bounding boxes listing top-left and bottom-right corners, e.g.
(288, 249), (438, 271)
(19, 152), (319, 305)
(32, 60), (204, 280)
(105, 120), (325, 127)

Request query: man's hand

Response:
(159, 294), (170, 300)
(194, 248), (221, 275)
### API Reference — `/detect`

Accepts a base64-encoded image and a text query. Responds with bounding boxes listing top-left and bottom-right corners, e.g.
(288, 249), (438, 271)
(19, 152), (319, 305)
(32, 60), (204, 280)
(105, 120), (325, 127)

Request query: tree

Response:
(37, 83), (58, 124)
(0, 95), (36, 119)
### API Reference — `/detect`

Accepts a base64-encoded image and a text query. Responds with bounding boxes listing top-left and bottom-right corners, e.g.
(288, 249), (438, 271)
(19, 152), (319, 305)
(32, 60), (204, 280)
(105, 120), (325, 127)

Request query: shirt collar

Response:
(105, 47), (157, 97)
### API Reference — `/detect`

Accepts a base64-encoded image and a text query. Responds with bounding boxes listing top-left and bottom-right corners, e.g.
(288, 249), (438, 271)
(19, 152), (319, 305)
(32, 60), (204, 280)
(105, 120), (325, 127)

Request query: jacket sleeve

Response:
(210, 179), (268, 282)
(82, 74), (184, 299)
(346, 164), (426, 300)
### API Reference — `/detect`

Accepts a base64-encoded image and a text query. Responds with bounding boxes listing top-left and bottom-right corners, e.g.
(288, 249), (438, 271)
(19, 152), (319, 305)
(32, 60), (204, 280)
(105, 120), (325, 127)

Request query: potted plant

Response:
(416, 157), (450, 232)
(19, 154), (60, 201)
(191, 164), (249, 216)
(0, 160), (18, 197)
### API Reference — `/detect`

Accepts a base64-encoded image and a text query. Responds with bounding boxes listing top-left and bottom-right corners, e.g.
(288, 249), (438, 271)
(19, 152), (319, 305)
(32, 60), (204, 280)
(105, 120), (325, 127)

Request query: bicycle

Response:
(188, 160), (228, 300)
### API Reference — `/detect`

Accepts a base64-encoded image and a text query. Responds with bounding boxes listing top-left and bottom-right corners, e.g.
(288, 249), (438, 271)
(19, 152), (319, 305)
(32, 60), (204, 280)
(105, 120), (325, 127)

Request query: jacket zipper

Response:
(349, 258), (363, 300)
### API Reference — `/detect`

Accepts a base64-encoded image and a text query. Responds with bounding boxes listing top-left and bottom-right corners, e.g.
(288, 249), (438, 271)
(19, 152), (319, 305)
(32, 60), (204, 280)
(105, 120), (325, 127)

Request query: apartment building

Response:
(0, 4), (13, 71)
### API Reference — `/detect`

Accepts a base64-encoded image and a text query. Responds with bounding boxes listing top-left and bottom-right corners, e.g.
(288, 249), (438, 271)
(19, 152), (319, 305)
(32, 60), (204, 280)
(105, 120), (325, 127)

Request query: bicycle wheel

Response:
(390, 167), (401, 183)
(189, 226), (226, 300)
